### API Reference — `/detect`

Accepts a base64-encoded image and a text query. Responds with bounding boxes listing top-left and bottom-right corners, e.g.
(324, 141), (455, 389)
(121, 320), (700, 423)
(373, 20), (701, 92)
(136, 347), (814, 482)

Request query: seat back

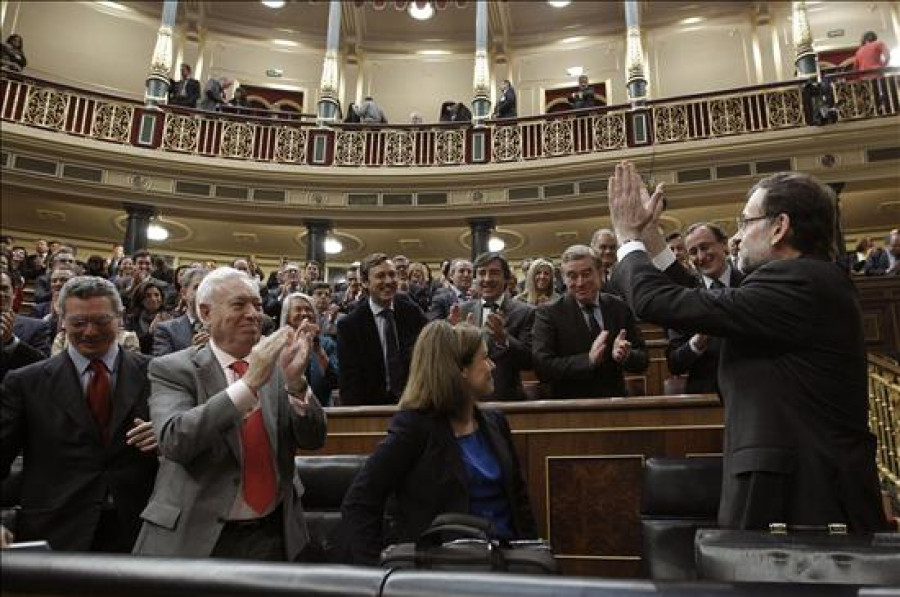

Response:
(640, 457), (722, 580)
(295, 454), (368, 563)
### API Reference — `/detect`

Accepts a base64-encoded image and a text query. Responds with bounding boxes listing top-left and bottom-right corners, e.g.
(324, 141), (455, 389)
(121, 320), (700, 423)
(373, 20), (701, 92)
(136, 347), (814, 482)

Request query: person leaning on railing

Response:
(0, 34), (26, 73)
(341, 320), (538, 566)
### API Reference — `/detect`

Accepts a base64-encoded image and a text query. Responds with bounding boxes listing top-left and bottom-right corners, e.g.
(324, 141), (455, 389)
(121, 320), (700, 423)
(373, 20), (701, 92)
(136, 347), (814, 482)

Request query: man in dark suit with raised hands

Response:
(607, 160), (888, 532)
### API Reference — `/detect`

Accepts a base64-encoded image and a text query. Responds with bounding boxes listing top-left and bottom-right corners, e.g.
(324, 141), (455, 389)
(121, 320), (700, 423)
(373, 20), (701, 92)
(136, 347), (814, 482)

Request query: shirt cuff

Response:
(652, 248), (677, 272)
(616, 241), (677, 273)
(227, 379), (258, 414)
(617, 240), (647, 262)
(688, 335), (706, 355)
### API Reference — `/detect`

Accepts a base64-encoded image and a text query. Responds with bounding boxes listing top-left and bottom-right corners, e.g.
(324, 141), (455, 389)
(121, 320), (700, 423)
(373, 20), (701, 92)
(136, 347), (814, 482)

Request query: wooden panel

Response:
(319, 396), (724, 578)
(855, 276), (900, 357)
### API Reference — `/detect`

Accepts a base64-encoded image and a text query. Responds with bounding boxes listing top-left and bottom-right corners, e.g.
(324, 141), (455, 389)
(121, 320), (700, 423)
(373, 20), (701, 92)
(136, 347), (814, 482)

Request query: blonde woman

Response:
(516, 258), (559, 306)
(341, 321), (537, 565)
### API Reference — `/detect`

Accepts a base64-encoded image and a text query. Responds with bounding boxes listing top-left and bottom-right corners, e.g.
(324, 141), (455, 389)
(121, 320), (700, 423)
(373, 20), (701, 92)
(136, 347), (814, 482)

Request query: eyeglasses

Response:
(64, 315), (116, 330)
(735, 214), (769, 230)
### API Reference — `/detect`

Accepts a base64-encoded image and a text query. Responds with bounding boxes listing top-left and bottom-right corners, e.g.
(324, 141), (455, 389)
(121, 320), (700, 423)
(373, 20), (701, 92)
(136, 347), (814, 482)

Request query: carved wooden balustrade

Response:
(2, 68), (897, 170)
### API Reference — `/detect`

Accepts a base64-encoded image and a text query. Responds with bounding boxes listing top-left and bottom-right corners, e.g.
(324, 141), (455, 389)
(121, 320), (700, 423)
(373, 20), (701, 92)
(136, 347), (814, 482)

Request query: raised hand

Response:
(607, 161), (666, 250)
(279, 325), (312, 391)
(612, 329), (631, 363)
(484, 312), (507, 344)
(448, 303), (462, 326)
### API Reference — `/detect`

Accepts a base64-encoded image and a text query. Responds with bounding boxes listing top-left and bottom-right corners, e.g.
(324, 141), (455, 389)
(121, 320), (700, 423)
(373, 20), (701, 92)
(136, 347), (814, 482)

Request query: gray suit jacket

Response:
(132, 345), (327, 559)
(459, 296), (534, 400)
(152, 314), (194, 357)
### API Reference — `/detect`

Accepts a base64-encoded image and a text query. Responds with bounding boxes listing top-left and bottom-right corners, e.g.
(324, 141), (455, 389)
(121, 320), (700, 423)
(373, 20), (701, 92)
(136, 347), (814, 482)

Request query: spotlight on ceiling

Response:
(680, 16), (704, 25)
(566, 66), (584, 77)
(147, 224), (169, 242)
(261, 0), (285, 8)
(488, 237), (506, 252)
(547, 0), (571, 7)
(408, 2), (435, 21)
(324, 237), (343, 255)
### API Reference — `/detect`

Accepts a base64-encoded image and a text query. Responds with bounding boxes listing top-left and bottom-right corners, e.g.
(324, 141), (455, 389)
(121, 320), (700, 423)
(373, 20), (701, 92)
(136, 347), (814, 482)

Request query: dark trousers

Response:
(90, 509), (130, 553)
(211, 505), (286, 562)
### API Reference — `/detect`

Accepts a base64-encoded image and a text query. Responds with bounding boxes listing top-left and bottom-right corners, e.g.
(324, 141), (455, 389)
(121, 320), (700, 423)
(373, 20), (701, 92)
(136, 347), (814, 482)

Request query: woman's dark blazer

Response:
(341, 406), (537, 565)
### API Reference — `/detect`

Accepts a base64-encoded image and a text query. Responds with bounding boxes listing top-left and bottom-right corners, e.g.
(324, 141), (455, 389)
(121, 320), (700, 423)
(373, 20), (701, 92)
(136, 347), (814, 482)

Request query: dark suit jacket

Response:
(132, 344), (326, 559)
(168, 77), (201, 108)
(32, 274), (51, 305)
(0, 349), (159, 551)
(426, 286), (464, 321)
(615, 251), (888, 532)
(666, 268), (745, 395)
(532, 293), (648, 399)
(337, 294), (427, 405)
(152, 314), (195, 357)
(341, 407), (537, 565)
(460, 296), (534, 400)
(1, 337), (44, 382)
(14, 314), (51, 358)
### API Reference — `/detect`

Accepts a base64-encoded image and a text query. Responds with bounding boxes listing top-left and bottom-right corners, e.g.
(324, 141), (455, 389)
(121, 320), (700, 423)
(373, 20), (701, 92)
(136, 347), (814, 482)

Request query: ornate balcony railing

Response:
(1, 68), (898, 169)
(869, 353), (900, 507)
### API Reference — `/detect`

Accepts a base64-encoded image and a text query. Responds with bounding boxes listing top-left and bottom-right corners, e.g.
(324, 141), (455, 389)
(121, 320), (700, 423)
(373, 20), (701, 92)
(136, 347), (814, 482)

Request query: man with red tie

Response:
(1, 276), (158, 551)
(133, 267), (326, 561)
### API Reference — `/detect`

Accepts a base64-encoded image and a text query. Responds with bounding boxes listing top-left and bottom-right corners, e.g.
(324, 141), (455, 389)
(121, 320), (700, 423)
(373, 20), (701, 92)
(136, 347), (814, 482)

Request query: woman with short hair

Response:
(125, 279), (169, 354)
(342, 321), (537, 565)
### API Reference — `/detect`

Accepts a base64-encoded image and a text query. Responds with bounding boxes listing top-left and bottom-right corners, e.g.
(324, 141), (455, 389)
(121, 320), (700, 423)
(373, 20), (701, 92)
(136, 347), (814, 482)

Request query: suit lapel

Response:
(49, 354), (103, 445)
(258, 378), (280, 458)
(193, 346), (240, 460)
(108, 351), (140, 445)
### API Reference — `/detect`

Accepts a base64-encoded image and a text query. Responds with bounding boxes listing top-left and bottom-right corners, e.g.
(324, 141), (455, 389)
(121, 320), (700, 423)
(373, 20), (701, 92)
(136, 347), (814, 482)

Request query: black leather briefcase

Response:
(695, 525), (900, 585)
(380, 514), (560, 575)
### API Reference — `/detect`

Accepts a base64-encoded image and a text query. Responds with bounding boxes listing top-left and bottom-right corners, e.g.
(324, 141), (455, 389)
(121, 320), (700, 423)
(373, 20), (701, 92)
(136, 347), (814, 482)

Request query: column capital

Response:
(123, 203), (156, 218)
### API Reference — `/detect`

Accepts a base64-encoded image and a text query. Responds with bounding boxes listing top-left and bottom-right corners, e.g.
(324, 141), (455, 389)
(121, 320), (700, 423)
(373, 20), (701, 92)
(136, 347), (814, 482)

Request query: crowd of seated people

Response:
(0, 178), (895, 562)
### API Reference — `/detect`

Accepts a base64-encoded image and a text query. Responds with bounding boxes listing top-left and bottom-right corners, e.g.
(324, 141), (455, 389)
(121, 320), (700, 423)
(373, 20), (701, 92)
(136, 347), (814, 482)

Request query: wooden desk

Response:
(317, 395), (724, 578)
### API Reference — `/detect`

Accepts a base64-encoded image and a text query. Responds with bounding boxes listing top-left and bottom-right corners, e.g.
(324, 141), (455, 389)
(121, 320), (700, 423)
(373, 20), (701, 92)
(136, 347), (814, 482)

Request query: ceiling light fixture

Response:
(488, 237), (506, 252)
(566, 66), (584, 77)
(547, 0), (572, 7)
(680, 16), (704, 25)
(261, 0), (285, 8)
(324, 237), (343, 255)
(418, 49), (451, 56)
(408, 2), (435, 21)
(272, 39), (298, 47)
(98, 1), (129, 11)
(147, 224), (169, 242)
(561, 36), (585, 44)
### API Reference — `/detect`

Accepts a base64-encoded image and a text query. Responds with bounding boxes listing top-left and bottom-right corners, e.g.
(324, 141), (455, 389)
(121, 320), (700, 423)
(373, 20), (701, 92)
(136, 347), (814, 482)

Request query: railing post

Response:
(317, 0), (342, 127)
(144, 0), (178, 108)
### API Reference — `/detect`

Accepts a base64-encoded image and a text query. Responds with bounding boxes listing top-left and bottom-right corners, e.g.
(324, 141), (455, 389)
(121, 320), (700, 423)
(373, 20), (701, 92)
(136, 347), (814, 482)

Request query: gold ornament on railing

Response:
(868, 357), (900, 497)
(162, 113), (200, 152)
(708, 97), (747, 136)
(543, 119), (573, 156)
(220, 121), (255, 159)
(765, 88), (804, 128)
(91, 102), (134, 143)
(335, 131), (366, 165)
(274, 127), (308, 163)
(384, 131), (416, 166)
(23, 87), (68, 131)
(492, 124), (521, 162)
(434, 129), (465, 165)
(592, 113), (627, 150)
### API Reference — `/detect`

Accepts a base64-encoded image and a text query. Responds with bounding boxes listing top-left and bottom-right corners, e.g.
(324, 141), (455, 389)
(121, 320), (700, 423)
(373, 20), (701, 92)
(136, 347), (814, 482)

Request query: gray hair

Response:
(279, 292), (317, 329)
(590, 228), (617, 248)
(181, 267), (210, 289)
(57, 276), (123, 318)
(561, 244), (603, 270)
(195, 267), (257, 310)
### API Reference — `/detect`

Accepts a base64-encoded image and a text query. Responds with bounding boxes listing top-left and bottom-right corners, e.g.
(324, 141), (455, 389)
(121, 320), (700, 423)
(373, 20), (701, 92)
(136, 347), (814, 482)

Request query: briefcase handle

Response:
(768, 523), (848, 535)
(414, 514), (504, 570)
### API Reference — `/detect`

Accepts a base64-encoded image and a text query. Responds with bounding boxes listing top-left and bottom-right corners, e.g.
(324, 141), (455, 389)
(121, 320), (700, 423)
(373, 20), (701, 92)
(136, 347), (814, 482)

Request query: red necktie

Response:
(87, 360), (111, 444)
(230, 360), (277, 514)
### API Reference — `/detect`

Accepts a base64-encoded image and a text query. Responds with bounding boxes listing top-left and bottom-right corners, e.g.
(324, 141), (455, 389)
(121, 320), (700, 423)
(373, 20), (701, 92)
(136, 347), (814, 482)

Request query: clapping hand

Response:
(611, 330), (631, 363)
(589, 330), (610, 365)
